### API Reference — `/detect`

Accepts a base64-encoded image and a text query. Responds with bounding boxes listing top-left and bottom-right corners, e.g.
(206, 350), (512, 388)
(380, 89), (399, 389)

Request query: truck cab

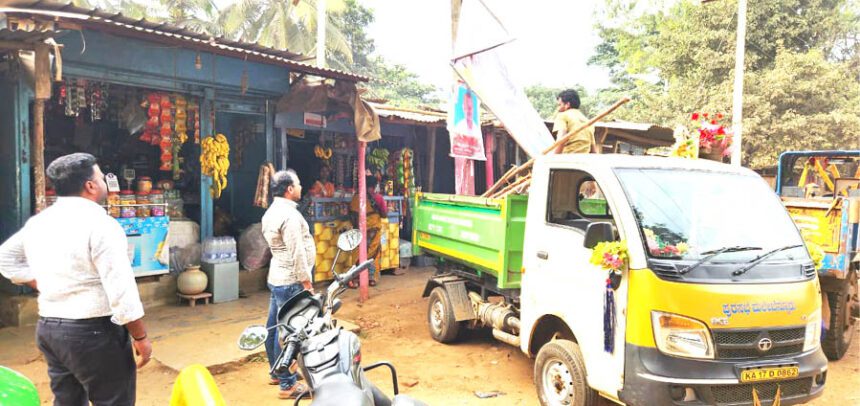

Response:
(415, 154), (827, 406)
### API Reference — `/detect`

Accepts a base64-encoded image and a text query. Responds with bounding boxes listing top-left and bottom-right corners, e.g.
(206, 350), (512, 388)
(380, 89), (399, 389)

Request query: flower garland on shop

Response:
(670, 112), (733, 160)
(589, 240), (629, 353)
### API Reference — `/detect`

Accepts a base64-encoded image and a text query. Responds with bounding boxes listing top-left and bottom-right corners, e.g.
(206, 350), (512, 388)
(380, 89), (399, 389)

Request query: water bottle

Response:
(203, 238), (214, 263)
(228, 237), (238, 262)
(216, 237), (227, 263)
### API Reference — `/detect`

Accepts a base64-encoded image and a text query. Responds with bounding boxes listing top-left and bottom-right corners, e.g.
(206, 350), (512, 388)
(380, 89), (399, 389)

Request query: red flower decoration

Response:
(691, 112), (700, 121)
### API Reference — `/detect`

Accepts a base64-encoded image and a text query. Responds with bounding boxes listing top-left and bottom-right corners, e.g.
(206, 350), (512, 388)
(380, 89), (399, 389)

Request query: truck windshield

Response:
(614, 168), (808, 267)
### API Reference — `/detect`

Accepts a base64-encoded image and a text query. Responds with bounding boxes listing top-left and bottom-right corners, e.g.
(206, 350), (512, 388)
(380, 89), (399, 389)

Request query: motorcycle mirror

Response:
(238, 325), (268, 351)
(337, 229), (362, 252)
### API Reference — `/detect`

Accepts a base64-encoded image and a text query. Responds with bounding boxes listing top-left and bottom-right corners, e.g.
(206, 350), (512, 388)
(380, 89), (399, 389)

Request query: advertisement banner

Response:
(447, 83), (486, 160)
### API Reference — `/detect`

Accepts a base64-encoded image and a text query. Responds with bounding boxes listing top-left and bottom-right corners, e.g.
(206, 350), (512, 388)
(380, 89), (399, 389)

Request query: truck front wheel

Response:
(822, 272), (858, 360)
(427, 287), (462, 343)
(534, 340), (598, 406)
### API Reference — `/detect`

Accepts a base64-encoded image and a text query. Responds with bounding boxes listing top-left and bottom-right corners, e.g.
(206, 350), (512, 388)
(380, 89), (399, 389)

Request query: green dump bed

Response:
(412, 193), (528, 290)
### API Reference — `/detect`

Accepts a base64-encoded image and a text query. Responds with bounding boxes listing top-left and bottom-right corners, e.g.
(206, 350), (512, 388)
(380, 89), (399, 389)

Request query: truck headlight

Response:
(803, 310), (821, 352)
(652, 311), (714, 359)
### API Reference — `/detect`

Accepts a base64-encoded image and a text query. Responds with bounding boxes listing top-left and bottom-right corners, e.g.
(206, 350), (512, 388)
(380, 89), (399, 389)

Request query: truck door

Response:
(522, 167), (627, 397)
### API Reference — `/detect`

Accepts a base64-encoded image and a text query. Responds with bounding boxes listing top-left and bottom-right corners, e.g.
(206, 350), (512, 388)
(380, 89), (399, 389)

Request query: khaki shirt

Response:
(262, 197), (315, 286)
(552, 108), (595, 154)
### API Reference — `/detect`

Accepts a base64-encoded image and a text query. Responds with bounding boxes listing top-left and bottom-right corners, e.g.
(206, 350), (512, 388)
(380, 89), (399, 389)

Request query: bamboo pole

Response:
(481, 97), (631, 197)
(491, 173), (531, 199)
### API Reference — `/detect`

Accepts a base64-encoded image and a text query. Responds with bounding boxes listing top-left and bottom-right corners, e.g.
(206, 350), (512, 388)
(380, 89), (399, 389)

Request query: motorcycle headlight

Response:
(652, 311), (714, 359)
(803, 309), (821, 352)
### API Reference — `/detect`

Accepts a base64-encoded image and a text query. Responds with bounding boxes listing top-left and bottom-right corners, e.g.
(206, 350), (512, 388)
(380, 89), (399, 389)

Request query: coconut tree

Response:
(219, 0), (353, 68)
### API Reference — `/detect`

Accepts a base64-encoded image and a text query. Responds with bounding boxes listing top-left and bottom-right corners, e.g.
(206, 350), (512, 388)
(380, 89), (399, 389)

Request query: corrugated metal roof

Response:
(0, 1), (368, 82)
(370, 102), (448, 124)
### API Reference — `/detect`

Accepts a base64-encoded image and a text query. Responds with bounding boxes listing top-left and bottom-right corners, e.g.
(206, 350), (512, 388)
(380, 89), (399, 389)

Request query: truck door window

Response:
(547, 169), (612, 231)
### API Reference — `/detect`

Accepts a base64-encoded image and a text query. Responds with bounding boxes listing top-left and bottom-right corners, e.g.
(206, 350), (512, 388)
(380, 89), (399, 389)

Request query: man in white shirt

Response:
(261, 169), (314, 399)
(0, 153), (151, 405)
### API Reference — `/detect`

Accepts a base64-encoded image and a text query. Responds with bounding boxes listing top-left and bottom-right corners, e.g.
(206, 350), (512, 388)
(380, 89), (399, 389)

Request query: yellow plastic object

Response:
(798, 162), (810, 187)
(814, 159), (835, 191)
(169, 364), (226, 406)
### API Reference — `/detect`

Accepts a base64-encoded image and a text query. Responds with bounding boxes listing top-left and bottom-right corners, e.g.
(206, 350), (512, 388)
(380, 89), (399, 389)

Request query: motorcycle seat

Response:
(311, 374), (373, 406)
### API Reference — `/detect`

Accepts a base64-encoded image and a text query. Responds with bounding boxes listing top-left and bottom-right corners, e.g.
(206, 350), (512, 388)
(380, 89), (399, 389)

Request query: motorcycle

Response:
(239, 229), (426, 406)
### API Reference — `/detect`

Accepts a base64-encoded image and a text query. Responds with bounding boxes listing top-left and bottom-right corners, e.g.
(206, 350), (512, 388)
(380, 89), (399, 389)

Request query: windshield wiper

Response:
(678, 246), (762, 275)
(731, 245), (804, 276)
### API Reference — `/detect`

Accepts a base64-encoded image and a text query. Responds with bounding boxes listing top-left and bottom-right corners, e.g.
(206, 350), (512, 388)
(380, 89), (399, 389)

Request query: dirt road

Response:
(6, 266), (859, 405)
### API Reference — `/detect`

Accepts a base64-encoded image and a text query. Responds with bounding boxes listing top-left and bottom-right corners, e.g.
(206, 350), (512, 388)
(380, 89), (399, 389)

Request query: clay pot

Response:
(177, 265), (208, 295)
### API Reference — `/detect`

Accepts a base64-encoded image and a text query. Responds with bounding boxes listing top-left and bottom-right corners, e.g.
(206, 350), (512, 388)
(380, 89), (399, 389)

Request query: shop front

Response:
(275, 111), (426, 282)
(0, 4), (365, 321)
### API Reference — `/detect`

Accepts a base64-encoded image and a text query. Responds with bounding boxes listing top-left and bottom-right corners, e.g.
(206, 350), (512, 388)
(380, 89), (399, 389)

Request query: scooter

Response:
(239, 229), (426, 406)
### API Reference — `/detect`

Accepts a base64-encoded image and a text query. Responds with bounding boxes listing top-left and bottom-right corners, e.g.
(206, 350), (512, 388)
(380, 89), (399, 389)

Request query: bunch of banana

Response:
(314, 145), (333, 160)
(367, 147), (389, 173)
(200, 134), (230, 199)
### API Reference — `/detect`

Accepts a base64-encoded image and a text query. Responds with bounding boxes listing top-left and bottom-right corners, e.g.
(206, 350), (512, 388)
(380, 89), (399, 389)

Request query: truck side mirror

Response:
(584, 222), (615, 249)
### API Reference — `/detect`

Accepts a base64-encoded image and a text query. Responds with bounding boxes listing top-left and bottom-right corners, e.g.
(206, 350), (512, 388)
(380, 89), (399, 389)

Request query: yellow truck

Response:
(776, 150), (859, 360)
(415, 155), (827, 406)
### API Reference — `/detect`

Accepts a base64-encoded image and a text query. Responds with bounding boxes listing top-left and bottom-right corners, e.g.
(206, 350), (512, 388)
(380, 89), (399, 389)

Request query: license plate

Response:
(740, 366), (799, 383)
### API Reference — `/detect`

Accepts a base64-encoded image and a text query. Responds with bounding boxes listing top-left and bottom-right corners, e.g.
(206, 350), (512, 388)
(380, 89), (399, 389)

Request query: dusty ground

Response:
(3, 266), (859, 405)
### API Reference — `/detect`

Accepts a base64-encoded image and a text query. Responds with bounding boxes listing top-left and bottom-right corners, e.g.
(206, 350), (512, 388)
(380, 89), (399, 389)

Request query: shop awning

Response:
(368, 103), (448, 126)
(0, 1), (369, 82)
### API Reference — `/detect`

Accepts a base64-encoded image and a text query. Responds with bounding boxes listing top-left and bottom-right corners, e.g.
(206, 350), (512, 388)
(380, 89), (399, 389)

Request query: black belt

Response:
(39, 316), (113, 325)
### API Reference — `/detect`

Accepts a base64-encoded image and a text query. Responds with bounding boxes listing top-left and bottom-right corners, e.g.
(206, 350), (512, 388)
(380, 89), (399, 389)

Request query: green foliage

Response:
(361, 57), (441, 108)
(591, 0), (860, 168)
(525, 84), (593, 119)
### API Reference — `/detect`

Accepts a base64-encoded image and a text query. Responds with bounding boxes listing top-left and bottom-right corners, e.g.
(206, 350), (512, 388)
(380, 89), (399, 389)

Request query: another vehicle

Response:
(240, 230), (425, 406)
(414, 154), (827, 406)
(776, 150), (860, 359)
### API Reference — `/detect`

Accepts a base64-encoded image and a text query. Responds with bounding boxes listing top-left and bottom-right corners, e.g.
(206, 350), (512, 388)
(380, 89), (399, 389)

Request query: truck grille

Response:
(713, 327), (805, 360)
(802, 263), (816, 278)
(711, 377), (812, 405)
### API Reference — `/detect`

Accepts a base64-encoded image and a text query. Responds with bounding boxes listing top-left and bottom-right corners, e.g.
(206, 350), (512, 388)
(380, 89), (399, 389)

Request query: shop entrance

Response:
(213, 111), (267, 236)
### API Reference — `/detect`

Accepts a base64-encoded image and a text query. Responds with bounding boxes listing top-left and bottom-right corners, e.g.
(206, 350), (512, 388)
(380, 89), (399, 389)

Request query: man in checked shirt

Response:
(261, 169), (315, 399)
(0, 153), (151, 405)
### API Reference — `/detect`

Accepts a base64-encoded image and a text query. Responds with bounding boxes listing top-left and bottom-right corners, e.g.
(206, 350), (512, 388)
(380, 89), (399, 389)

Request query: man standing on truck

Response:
(261, 169), (314, 399)
(552, 88), (596, 154)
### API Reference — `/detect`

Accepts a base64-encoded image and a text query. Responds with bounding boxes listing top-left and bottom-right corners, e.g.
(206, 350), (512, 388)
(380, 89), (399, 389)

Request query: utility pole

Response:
(730, 0), (747, 166)
(317, 0), (326, 67)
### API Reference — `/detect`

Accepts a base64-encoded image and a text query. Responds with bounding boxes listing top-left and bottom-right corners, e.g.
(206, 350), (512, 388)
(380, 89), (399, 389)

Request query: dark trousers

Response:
(36, 317), (136, 406)
(265, 282), (304, 390)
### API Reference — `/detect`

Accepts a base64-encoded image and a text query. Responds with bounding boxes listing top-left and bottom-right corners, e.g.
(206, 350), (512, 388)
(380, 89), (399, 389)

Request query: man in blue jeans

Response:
(261, 169), (315, 399)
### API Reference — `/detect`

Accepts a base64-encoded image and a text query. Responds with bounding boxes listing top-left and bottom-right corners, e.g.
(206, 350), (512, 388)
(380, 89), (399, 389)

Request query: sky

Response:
(361, 0), (612, 93)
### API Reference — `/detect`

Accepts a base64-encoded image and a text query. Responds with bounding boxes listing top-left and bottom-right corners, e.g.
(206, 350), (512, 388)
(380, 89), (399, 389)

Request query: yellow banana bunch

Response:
(200, 134), (230, 198)
(314, 145), (333, 160)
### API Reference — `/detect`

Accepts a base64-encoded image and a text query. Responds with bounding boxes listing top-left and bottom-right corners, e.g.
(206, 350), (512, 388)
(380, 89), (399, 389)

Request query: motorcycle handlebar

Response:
(275, 336), (300, 374)
(341, 260), (375, 285)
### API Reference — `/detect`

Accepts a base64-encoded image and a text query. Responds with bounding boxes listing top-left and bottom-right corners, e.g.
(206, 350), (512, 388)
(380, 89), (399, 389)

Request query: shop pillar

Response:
(358, 140), (369, 302)
(200, 88), (215, 240)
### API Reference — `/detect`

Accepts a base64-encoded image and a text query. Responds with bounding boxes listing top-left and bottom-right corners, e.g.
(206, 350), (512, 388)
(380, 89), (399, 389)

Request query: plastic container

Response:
(107, 191), (121, 218)
(136, 176), (153, 194)
(136, 191), (151, 218)
(149, 190), (165, 217)
(120, 190), (136, 218)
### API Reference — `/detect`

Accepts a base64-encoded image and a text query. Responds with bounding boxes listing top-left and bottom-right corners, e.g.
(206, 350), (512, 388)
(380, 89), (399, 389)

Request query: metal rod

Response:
(730, 0), (747, 166)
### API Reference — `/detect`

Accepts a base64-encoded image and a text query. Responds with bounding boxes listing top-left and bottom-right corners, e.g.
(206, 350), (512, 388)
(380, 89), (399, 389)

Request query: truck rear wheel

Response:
(822, 273), (857, 360)
(534, 340), (598, 406)
(428, 287), (462, 343)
